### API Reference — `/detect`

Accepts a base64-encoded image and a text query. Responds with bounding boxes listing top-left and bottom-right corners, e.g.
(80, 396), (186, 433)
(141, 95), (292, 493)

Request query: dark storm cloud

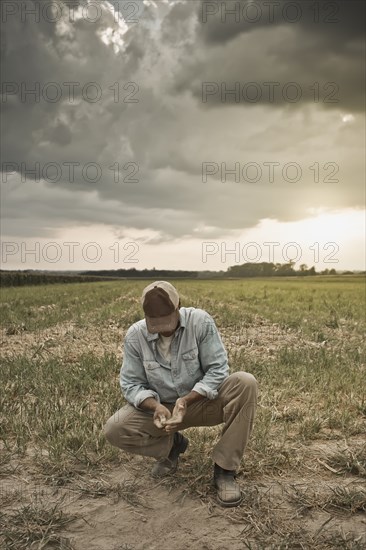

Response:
(199, 0), (366, 44)
(1, 0), (365, 244)
(169, 0), (365, 111)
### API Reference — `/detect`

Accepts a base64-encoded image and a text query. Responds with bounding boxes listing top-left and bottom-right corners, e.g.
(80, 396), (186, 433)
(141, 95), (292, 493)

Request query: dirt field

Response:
(1, 278), (365, 549)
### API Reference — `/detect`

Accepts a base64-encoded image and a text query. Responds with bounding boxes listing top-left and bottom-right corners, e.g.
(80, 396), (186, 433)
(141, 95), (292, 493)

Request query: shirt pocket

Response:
(181, 347), (201, 375)
(143, 360), (160, 371)
(143, 360), (162, 388)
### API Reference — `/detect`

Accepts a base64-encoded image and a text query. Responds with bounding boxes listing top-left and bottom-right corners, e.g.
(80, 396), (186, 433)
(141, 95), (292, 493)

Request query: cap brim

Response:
(145, 311), (178, 333)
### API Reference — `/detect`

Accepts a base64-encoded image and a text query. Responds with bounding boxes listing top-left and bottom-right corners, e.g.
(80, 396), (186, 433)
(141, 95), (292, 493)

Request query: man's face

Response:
(158, 312), (180, 337)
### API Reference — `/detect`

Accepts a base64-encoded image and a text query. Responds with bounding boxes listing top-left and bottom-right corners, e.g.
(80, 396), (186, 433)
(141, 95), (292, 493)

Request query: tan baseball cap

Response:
(141, 281), (180, 333)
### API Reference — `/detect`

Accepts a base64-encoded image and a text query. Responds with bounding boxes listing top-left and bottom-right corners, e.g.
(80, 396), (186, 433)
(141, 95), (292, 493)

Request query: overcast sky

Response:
(1, 0), (365, 271)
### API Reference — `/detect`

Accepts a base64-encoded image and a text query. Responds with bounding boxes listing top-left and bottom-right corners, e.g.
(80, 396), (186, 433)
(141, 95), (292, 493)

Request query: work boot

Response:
(213, 463), (242, 508)
(151, 432), (189, 478)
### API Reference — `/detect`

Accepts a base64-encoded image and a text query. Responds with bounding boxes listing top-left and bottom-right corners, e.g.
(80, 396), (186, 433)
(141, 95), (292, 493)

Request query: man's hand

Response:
(153, 404), (172, 429)
(164, 398), (187, 433)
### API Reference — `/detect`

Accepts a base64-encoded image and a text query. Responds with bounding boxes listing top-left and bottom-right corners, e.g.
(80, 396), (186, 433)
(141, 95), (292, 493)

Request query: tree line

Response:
(1, 263), (355, 287)
(82, 263), (337, 279)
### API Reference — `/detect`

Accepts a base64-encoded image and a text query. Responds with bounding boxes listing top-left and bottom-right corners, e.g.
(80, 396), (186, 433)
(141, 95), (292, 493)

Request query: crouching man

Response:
(104, 281), (257, 508)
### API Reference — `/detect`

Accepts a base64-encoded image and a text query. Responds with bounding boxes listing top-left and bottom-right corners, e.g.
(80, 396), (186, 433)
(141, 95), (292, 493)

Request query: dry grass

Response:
(0, 501), (76, 550)
(326, 444), (366, 477)
(1, 277), (365, 548)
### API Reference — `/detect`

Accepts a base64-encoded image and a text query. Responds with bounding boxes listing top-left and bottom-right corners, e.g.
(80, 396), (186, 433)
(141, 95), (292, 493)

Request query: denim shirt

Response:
(120, 307), (229, 409)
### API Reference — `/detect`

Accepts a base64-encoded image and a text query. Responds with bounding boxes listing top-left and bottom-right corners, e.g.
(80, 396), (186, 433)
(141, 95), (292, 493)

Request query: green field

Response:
(1, 277), (365, 549)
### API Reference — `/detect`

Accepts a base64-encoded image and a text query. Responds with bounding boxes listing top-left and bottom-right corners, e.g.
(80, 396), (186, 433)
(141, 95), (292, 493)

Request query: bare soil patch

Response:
(2, 312), (365, 548)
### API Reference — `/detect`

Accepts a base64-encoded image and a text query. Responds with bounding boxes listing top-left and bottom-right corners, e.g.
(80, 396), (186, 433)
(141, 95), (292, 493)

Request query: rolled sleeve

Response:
(192, 380), (219, 400)
(134, 389), (161, 409)
(120, 329), (160, 409)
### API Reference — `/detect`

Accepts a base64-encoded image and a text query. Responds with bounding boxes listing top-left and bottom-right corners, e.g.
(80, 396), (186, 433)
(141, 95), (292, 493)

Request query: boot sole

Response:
(216, 492), (243, 508)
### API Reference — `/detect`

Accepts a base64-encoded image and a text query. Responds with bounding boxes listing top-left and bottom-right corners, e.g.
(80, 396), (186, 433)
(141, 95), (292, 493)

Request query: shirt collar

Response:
(178, 308), (187, 328)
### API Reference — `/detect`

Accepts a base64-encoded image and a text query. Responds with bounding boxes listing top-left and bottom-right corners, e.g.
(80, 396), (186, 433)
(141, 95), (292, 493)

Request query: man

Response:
(104, 281), (257, 507)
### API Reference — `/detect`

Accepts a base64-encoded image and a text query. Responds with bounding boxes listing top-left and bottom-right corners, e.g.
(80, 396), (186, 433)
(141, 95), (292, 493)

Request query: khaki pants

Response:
(104, 371), (257, 471)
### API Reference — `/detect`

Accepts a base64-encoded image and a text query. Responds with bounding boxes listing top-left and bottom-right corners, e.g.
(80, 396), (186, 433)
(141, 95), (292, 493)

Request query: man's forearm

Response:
(181, 390), (206, 406)
(139, 397), (159, 412)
